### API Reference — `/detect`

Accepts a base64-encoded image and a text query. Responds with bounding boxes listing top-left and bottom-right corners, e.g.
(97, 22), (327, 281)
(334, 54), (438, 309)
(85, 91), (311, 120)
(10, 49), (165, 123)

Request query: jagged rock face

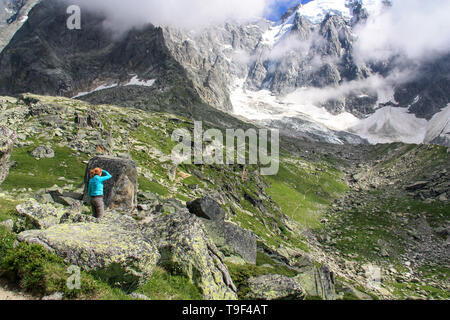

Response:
(393, 54), (450, 120)
(0, 125), (15, 186)
(142, 212), (238, 300)
(162, 7), (376, 116)
(163, 22), (269, 112)
(0, 0), (200, 109)
(0, 0), (449, 146)
(294, 264), (336, 300)
(0, 0), (39, 53)
(0, 0), (252, 131)
(83, 157), (138, 211)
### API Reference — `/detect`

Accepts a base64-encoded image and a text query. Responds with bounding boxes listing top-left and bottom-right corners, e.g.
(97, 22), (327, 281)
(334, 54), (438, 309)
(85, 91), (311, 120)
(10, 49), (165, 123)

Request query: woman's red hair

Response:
(90, 168), (103, 178)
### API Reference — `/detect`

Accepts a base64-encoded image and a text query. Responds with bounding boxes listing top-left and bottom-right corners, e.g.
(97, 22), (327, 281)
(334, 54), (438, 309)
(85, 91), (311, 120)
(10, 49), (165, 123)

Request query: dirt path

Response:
(0, 280), (35, 300)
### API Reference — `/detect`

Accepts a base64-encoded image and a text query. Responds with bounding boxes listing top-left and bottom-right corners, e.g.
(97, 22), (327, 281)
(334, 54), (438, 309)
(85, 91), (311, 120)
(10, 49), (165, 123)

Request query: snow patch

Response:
(72, 82), (118, 98)
(424, 104), (450, 144)
(124, 75), (156, 87)
(348, 107), (428, 144)
(230, 78), (440, 145)
(262, 10), (296, 46)
(72, 76), (156, 98)
(230, 78), (359, 133)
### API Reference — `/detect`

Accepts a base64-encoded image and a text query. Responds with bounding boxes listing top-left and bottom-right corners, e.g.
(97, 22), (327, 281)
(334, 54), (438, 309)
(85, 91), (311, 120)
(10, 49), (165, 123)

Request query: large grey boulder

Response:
(187, 197), (257, 264)
(187, 197), (226, 221)
(142, 212), (238, 300)
(17, 212), (160, 289)
(294, 264), (336, 300)
(0, 126), (15, 186)
(245, 274), (305, 300)
(201, 220), (257, 264)
(83, 156), (138, 211)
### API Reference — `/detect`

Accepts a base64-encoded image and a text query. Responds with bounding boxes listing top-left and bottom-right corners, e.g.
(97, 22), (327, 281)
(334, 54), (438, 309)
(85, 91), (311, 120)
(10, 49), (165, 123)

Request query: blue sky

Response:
(265, 0), (314, 21)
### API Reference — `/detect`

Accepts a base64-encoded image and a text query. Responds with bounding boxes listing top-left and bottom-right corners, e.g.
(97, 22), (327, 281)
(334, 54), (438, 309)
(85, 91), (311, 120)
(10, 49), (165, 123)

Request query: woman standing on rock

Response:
(88, 168), (112, 219)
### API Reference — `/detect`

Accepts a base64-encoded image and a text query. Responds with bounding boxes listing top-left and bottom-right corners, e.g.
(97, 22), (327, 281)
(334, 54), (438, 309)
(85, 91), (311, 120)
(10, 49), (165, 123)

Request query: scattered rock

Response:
(0, 126), (15, 186)
(30, 145), (55, 159)
(49, 190), (81, 206)
(160, 198), (188, 215)
(42, 292), (64, 300)
(338, 282), (373, 300)
(405, 181), (429, 191)
(435, 226), (449, 238)
(138, 191), (158, 202)
(245, 274), (305, 300)
(129, 293), (151, 300)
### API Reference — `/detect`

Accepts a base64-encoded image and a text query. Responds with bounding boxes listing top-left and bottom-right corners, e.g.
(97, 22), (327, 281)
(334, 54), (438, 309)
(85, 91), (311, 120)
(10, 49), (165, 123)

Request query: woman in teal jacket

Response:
(88, 167), (112, 218)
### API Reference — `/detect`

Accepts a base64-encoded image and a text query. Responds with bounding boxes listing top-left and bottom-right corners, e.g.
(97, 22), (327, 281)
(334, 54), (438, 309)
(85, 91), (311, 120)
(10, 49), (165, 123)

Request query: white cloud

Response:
(67, 0), (278, 32)
(354, 0), (450, 63)
(283, 68), (414, 106)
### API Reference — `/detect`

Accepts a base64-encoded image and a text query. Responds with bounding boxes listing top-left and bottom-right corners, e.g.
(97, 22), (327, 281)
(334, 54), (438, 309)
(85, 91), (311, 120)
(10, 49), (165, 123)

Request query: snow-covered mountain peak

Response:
(298, 0), (352, 24)
(296, 0), (387, 24)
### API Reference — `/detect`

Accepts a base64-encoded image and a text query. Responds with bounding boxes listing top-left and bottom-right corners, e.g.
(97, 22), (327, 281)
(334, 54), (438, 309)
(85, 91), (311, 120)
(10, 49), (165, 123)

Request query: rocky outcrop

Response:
(142, 212), (238, 300)
(16, 198), (66, 229)
(0, 126), (15, 186)
(17, 212), (160, 289)
(187, 197), (257, 264)
(0, 0), (40, 53)
(245, 274), (305, 300)
(202, 220), (257, 264)
(83, 156), (138, 211)
(294, 264), (336, 300)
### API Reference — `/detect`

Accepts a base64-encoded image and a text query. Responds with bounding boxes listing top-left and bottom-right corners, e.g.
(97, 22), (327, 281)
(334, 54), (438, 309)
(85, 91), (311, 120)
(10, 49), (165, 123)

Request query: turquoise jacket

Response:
(88, 170), (112, 197)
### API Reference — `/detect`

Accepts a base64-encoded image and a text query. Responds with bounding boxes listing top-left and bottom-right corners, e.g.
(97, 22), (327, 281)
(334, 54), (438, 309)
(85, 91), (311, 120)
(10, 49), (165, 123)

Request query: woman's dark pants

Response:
(90, 196), (105, 219)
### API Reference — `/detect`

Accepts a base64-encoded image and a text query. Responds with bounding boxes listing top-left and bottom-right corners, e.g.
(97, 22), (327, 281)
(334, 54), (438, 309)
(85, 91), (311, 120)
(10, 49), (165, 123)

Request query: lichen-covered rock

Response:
(30, 145), (55, 159)
(142, 212), (237, 300)
(17, 212), (160, 288)
(83, 156), (138, 211)
(16, 198), (66, 229)
(294, 264), (336, 300)
(245, 274), (305, 300)
(187, 197), (226, 221)
(59, 211), (97, 224)
(0, 219), (14, 231)
(0, 126), (15, 186)
(201, 219), (257, 264)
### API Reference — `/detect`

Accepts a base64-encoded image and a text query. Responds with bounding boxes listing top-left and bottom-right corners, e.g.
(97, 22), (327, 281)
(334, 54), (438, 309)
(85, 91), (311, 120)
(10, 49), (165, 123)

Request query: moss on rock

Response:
(17, 212), (160, 290)
(142, 212), (238, 300)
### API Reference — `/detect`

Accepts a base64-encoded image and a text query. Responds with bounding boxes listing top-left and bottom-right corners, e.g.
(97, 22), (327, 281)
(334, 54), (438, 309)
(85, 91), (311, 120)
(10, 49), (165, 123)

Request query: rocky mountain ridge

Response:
(0, 0), (448, 146)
